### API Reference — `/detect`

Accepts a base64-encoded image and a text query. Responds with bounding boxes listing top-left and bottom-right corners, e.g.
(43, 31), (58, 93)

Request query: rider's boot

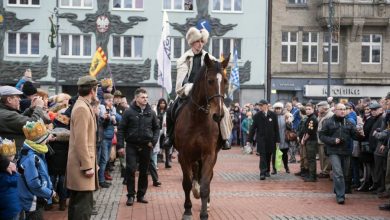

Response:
(221, 139), (231, 150)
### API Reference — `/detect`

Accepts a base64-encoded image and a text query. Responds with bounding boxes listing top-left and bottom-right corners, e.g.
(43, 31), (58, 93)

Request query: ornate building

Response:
(270, 0), (390, 103)
(0, 0), (267, 104)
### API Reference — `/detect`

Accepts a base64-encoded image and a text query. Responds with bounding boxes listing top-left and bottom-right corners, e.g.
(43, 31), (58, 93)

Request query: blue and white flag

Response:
(228, 49), (240, 100)
(156, 11), (172, 94)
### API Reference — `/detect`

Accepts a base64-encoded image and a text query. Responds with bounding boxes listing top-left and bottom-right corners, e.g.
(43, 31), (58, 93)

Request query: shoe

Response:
(221, 140), (231, 150)
(99, 182), (111, 188)
(336, 197), (345, 205)
(271, 170), (277, 175)
(356, 182), (370, 192)
(286, 168), (290, 174)
(260, 175), (266, 180)
(304, 177), (317, 182)
(265, 172), (271, 177)
(369, 185), (378, 191)
(378, 203), (390, 211)
(59, 199), (67, 211)
(122, 179), (127, 185)
(153, 181), (162, 187)
(165, 164), (172, 169)
(318, 173), (330, 178)
(91, 206), (98, 215)
(256, 152), (260, 156)
(378, 191), (390, 199)
(137, 197), (148, 203)
(126, 197), (134, 206)
(105, 171), (113, 181)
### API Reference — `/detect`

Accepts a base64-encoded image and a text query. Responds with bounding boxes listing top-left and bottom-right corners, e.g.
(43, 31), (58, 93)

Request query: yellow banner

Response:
(89, 47), (107, 77)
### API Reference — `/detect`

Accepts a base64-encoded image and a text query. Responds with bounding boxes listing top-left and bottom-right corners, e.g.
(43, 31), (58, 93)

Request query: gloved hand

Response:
(184, 83), (194, 96)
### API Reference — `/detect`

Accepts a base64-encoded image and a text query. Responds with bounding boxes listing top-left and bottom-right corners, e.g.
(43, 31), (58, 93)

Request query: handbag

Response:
(112, 134), (117, 145)
(285, 130), (297, 142)
(275, 146), (283, 172)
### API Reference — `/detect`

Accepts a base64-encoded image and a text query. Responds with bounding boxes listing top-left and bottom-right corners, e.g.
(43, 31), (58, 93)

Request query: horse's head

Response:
(191, 53), (230, 123)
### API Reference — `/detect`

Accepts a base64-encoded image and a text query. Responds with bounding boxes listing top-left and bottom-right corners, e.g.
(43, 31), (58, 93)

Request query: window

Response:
(112, 35), (143, 58)
(281, 32), (297, 63)
(361, 34), (381, 64)
(60, 34), (92, 57)
(323, 32), (339, 64)
(8, 0), (39, 6)
(60, 0), (92, 8)
(212, 0), (242, 12)
(302, 32), (318, 63)
(163, 0), (193, 10)
(170, 37), (189, 59)
(7, 32), (39, 56)
(288, 0), (306, 4)
(113, 0), (143, 9)
(210, 38), (241, 59)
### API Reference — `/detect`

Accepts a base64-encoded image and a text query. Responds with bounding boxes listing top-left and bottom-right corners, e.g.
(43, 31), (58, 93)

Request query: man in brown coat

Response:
(66, 76), (99, 220)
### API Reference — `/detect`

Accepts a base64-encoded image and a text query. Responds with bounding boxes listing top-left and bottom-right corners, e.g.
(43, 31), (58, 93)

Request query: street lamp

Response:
(327, 0), (333, 98)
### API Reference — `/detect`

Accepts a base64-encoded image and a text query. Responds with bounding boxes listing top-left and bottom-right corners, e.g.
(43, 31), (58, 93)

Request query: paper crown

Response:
(55, 113), (70, 126)
(100, 78), (113, 88)
(23, 120), (50, 144)
(0, 138), (16, 157)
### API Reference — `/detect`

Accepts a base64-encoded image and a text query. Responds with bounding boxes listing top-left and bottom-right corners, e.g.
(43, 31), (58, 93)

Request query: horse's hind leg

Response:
(199, 157), (216, 220)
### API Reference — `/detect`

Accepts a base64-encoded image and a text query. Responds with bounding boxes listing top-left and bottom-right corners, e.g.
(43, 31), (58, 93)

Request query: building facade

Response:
(0, 0), (267, 104)
(270, 0), (390, 103)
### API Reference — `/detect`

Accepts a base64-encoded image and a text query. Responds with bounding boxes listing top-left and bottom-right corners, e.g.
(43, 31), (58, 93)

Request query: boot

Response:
(59, 199), (67, 211)
(357, 181), (370, 192)
(221, 140), (231, 150)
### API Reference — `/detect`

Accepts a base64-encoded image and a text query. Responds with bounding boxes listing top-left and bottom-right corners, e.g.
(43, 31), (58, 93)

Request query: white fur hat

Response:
(273, 102), (284, 109)
(186, 27), (209, 46)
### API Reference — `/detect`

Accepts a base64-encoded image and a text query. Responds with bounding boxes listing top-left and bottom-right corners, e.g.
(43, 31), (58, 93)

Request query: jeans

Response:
(149, 151), (159, 183)
(98, 138), (112, 183)
(50, 175), (68, 200)
(329, 154), (351, 200)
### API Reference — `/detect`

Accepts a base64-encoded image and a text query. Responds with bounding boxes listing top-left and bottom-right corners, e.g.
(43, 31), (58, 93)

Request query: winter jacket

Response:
(0, 171), (21, 219)
(17, 144), (53, 212)
(276, 114), (289, 149)
(319, 115), (361, 156)
(291, 107), (301, 131)
(373, 128), (389, 157)
(117, 102), (160, 148)
(302, 113), (318, 142)
(46, 127), (70, 176)
(0, 103), (46, 153)
(241, 117), (253, 135)
(248, 110), (280, 154)
(176, 49), (217, 97)
(317, 110), (334, 144)
(98, 104), (121, 139)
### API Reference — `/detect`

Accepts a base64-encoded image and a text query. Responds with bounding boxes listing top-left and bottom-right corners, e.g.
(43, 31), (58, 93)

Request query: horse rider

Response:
(163, 27), (232, 150)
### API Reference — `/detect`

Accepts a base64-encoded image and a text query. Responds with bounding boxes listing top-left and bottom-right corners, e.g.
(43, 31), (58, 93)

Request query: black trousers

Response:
(259, 152), (272, 175)
(68, 190), (93, 220)
(126, 144), (151, 199)
(149, 157), (159, 183)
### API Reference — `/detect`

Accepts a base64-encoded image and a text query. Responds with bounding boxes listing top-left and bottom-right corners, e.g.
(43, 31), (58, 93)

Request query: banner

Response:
(156, 11), (172, 94)
(89, 47), (107, 77)
(228, 49), (240, 100)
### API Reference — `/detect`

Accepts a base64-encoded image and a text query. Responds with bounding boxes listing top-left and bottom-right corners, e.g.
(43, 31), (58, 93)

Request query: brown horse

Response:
(174, 53), (230, 220)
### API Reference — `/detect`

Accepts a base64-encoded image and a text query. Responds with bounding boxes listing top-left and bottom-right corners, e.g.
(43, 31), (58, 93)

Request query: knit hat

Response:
(22, 81), (37, 96)
(0, 137), (16, 157)
(23, 120), (50, 144)
(186, 27), (209, 46)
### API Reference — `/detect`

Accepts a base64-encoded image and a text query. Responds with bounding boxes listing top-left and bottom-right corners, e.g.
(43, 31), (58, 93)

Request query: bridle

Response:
(190, 62), (225, 115)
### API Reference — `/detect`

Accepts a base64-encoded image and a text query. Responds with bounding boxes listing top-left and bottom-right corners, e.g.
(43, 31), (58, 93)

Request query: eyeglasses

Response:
(336, 108), (346, 111)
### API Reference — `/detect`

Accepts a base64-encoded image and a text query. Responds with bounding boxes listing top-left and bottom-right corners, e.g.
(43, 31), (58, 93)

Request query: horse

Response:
(174, 53), (230, 220)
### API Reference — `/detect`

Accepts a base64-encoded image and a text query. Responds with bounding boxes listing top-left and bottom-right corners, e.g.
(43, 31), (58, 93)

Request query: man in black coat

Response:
(117, 88), (160, 206)
(247, 99), (280, 180)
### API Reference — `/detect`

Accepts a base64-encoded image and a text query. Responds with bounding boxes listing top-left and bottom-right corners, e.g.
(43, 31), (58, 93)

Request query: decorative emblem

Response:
(269, 118), (272, 122)
(96, 15), (110, 33)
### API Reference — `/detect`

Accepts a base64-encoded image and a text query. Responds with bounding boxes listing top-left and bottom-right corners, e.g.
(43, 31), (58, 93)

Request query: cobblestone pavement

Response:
(45, 147), (390, 220)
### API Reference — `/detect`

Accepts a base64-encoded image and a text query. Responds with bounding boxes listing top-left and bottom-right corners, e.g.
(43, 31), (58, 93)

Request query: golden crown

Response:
(0, 138), (16, 157)
(100, 78), (113, 88)
(23, 120), (49, 143)
(55, 114), (70, 125)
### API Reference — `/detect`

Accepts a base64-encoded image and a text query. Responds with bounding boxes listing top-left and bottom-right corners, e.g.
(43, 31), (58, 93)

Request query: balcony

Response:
(317, 0), (390, 27)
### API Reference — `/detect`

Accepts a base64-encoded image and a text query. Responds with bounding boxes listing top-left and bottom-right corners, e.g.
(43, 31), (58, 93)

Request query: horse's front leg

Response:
(180, 159), (193, 220)
(199, 158), (215, 220)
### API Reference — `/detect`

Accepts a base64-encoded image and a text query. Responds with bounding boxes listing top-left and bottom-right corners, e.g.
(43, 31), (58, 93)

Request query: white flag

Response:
(156, 11), (172, 94)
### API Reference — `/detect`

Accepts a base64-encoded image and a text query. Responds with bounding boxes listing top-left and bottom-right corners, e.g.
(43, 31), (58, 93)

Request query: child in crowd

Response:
(0, 138), (22, 220)
(18, 120), (55, 220)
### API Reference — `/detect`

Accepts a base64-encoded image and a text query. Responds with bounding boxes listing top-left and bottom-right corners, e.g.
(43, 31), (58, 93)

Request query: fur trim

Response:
(273, 102), (284, 109)
(186, 27), (209, 45)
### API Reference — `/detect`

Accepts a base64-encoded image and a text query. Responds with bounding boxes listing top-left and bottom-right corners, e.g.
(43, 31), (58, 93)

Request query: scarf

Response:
(24, 140), (48, 154)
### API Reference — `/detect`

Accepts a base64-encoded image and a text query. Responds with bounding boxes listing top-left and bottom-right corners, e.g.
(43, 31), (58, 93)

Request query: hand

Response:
(52, 191), (57, 198)
(84, 169), (94, 178)
(111, 115), (116, 123)
(117, 148), (125, 157)
(104, 113), (109, 119)
(379, 145), (385, 153)
(300, 139), (305, 146)
(31, 96), (44, 108)
(6, 162), (16, 174)
(335, 138), (341, 144)
(148, 142), (153, 149)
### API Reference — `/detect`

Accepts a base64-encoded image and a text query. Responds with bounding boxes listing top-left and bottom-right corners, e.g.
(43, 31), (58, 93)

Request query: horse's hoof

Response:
(192, 181), (200, 199)
(182, 214), (193, 220)
(207, 202), (211, 212)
